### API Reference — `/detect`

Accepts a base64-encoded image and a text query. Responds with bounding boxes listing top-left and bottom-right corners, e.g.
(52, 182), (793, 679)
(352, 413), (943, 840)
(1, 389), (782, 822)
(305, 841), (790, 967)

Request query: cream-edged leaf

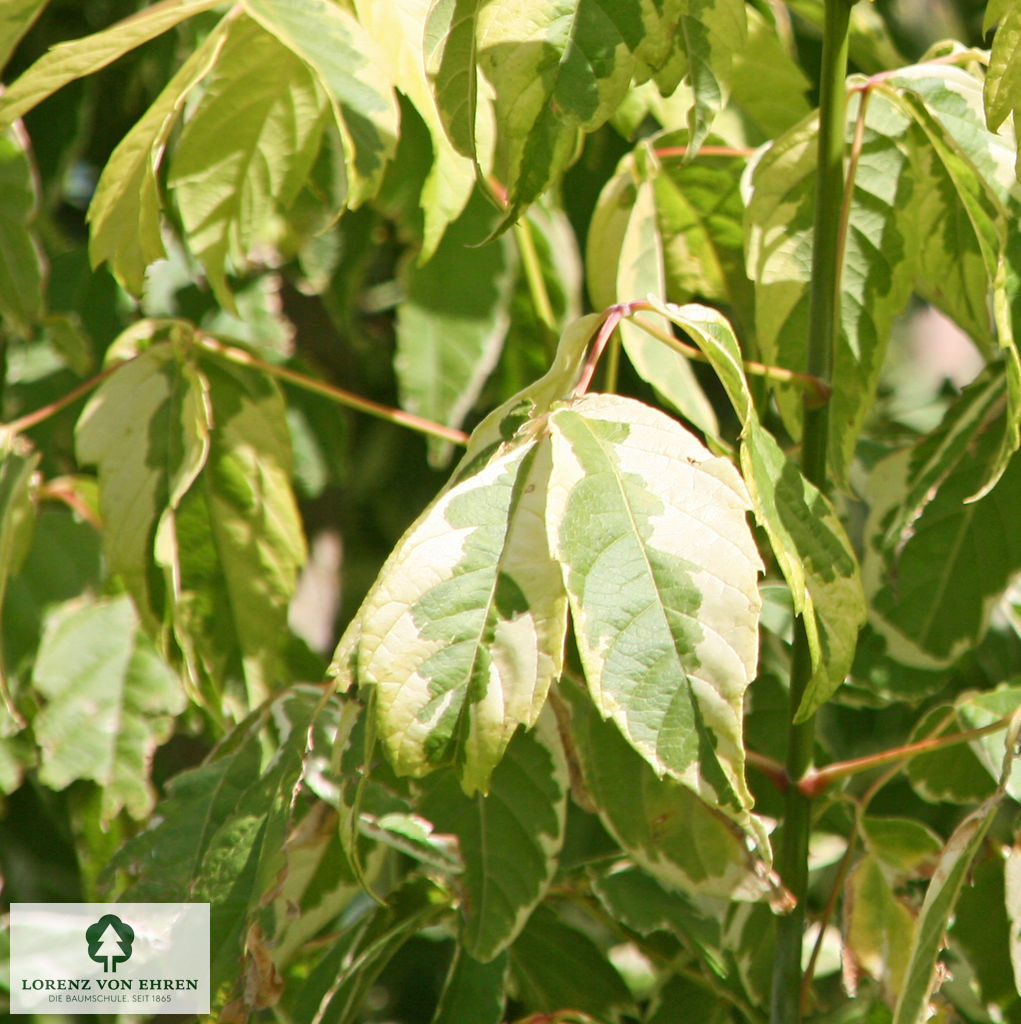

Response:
(353, 438), (567, 794)
(546, 393), (762, 812)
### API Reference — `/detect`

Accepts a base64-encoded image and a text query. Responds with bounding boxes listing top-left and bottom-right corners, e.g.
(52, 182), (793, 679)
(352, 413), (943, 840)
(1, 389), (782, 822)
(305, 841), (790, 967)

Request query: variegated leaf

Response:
(545, 392), (762, 811)
(351, 437), (567, 794)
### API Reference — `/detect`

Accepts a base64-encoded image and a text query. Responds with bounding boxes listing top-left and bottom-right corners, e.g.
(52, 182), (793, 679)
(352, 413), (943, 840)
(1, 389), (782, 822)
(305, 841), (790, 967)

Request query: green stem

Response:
(513, 218), (558, 352)
(770, 3), (852, 1023)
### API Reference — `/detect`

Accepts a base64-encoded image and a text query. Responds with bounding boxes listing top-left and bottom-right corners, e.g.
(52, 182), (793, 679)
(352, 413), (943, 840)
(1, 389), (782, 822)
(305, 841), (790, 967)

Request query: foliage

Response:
(2, 1), (1021, 1023)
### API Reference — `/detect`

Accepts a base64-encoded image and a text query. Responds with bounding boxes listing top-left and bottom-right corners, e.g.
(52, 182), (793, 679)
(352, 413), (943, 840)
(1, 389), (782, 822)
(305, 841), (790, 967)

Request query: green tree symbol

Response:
(85, 915), (134, 973)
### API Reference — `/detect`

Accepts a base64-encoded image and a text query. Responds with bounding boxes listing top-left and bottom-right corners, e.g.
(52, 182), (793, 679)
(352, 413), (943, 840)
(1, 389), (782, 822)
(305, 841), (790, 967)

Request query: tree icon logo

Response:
(85, 914), (135, 973)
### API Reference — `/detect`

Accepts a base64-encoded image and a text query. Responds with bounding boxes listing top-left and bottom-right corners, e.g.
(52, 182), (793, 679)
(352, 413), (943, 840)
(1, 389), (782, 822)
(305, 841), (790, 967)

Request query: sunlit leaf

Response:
(647, 300), (865, 722)
(0, 0), (47, 73)
(350, 437), (566, 793)
(417, 715), (568, 960)
(746, 63), (1012, 483)
(0, 0), (224, 128)
(985, 0), (1021, 178)
(168, 15), (332, 307)
(165, 352), (307, 706)
(88, 21), (230, 296)
(547, 392), (762, 810)
(244, 0), (399, 208)
(585, 144), (718, 435)
(32, 595), (184, 822)
(75, 332), (212, 631)
(354, 0), (477, 258)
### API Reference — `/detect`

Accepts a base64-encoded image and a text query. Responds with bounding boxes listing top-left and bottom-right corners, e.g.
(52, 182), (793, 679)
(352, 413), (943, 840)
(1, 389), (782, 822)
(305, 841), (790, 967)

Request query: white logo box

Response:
(11, 903), (209, 1015)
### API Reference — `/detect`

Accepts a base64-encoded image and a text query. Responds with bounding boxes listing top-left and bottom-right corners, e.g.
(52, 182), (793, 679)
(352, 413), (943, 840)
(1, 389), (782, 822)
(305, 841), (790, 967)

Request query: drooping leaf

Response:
(164, 351), (307, 706)
(546, 392), (762, 810)
(88, 21), (230, 297)
(75, 331), (212, 631)
(244, 0), (399, 208)
(585, 143), (718, 435)
(417, 715), (568, 960)
(167, 14), (332, 308)
(353, 0), (478, 258)
(0, 0), (224, 129)
(864, 377), (1021, 669)
(745, 96), (914, 484)
(0, 125), (45, 338)
(639, 298), (866, 719)
(32, 595), (185, 822)
(349, 436), (566, 793)
(566, 683), (774, 901)
(395, 189), (516, 466)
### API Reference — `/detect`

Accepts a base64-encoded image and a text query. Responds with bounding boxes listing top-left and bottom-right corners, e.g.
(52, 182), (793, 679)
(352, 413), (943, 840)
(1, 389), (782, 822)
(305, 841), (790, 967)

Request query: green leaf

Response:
(32, 595), (185, 822)
(746, 64), (1011, 483)
(350, 437), (566, 793)
(283, 875), (452, 1024)
(75, 332), (212, 631)
(0, 126), (45, 338)
(167, 14), (332, 308)
(0, 0), (224, 128)
(585, 144), (718, 435)
(860, 817), (943, 882)
(417, 716), (568, 960)
(164, 352), (307, 706)
(424, 0), (488, 161)
(547, 391), (762, 809)
(745, 98), (914, 484)
(653, 300), (865, 716)
(566, 683), (774, 901)
(509, 905), (633, 1022)
(244, 0), (399, 208)
(432, 947), (507, 1024)
(0, 432), (39, 737)
(986, 0), (1021, 178)
(395, 189), (517, 466)
(353, 0), (477, 259)
(88, 20), (230, 297)
(0, 0), (46, 74)
(893, 792), (1005, 1024)
(864, 379), (1021, 669)
(844, 854), (916, 1004)
(661, 0), (747, 153)
(1005, 840), (1021, 1000)
(112, 686), (329, 993)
